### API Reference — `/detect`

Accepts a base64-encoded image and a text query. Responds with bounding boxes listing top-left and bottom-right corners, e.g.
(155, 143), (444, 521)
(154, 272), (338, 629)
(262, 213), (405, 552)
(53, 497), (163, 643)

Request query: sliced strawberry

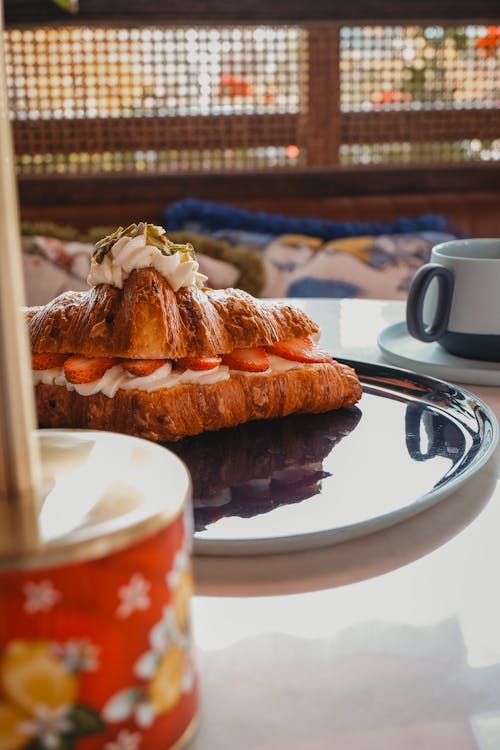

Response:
(121, 359), (167, 377)
(267, 338), (332, 364)
(177, 356), (222, 371)
(64, 356), (119, 384)
(222, 347), (269, 372)
(32, 352), (68, 370)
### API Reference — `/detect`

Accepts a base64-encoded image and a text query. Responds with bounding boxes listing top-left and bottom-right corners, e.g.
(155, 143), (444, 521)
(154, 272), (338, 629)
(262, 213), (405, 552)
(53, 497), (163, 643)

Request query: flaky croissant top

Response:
(28, 268), (319, 359)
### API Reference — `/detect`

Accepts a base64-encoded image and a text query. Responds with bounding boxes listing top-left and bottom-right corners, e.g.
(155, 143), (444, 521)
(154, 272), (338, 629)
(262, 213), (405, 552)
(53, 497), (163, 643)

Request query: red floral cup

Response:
(0, 430), (198, 750)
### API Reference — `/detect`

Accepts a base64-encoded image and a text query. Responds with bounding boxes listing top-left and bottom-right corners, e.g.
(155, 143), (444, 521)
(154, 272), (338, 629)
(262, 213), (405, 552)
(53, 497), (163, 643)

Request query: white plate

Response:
(168, 360), (498, 557)
(378, 321), (500, 386)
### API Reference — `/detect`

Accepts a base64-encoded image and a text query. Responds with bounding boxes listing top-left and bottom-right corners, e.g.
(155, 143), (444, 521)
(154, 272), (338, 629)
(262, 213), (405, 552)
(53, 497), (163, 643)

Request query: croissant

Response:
(29, 223), (362, 442)
(29, 270), (321, 359)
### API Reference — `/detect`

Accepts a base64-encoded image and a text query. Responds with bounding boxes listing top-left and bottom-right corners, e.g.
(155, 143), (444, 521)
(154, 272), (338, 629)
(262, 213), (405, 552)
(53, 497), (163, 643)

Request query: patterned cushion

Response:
(163, 199), (457, 300)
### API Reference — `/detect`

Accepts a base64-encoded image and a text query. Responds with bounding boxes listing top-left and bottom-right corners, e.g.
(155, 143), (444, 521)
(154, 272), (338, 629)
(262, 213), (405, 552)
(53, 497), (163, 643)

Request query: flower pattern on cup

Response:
(0, 638), (103, 749)
(23, 580), (61, 614)
(19, 704), (74, 748)
(50, 639), (101, 673)
(1, 517), (196, 747)
(167, 550), (194, 632)
(116, 574), (151, 619)
(104, 728), (143, 750)
(103, 550), (195, 729)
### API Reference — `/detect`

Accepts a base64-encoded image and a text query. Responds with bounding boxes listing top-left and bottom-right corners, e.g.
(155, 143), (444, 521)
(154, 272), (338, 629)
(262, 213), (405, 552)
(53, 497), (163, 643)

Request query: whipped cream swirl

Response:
(87, 228), (207, 291)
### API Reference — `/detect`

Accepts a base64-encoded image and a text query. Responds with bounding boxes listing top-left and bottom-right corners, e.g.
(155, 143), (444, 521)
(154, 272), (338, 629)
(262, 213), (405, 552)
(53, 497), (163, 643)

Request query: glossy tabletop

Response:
(189, 299), (500, 750)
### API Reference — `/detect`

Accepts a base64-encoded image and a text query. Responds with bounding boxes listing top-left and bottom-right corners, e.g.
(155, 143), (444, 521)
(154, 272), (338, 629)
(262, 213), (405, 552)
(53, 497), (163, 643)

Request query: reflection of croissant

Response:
(28, 268), (362, 442)
(169, 407), (362, 530)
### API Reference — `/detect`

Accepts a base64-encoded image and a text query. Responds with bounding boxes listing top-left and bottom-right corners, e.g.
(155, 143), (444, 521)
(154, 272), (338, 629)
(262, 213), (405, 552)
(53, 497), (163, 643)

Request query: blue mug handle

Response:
(406, 263), (454, 342)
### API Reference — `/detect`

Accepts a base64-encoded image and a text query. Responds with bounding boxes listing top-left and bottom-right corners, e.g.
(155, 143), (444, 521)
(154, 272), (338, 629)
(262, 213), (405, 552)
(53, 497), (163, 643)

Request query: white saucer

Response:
(378, 321), (500, 387)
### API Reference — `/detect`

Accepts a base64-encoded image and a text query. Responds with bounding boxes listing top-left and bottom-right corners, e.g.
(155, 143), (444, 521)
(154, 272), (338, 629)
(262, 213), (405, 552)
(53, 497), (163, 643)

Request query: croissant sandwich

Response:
(28, 222), (362, 442)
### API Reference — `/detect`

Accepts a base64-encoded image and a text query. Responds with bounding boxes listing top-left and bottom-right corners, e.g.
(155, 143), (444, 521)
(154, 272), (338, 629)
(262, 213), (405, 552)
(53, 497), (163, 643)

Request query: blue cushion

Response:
(288, 277), (362, 298)
(164, 198), (451, 241)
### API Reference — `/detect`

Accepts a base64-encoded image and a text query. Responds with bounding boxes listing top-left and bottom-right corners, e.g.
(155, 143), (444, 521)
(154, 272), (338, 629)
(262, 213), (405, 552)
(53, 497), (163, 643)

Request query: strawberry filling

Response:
(177, 356), (222, 371)
(33, 339), (331, 383)
(267, 337), (332, 363)
(222, 347), (269, 373)
(32, 352), (69, 370)
(121, 359), (166, 377)
(64, 356), (120, 385)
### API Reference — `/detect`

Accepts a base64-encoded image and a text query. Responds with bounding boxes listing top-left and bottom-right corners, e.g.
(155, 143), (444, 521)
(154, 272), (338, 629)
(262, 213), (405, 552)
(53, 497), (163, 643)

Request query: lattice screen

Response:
(4, 22), (499, 175)
(339, 25), (500, 165)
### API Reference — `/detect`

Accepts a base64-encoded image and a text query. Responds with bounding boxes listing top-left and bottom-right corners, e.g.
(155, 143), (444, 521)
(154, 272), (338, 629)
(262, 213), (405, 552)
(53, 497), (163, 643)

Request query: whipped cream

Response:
(87, 231), (208, 291)
(33, 368), (67, 387)
(33, 362), (231, 397)
(266, 354), (302, 372)
(71, 365), (130, 398)
(227, 355), (303, 378)
(33, 355), (311, 398)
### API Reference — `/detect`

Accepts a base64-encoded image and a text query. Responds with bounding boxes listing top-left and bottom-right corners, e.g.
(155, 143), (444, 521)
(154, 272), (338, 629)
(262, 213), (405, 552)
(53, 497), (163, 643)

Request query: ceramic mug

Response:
(406, 238), (500, 361)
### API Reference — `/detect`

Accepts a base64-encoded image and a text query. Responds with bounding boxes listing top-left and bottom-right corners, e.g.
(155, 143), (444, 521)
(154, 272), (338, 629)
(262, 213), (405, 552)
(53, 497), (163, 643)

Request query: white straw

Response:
(0, 12), (42, 502)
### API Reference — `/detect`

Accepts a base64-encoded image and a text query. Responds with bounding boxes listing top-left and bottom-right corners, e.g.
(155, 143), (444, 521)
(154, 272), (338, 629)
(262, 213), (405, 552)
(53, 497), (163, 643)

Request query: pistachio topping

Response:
(92, 222), (195, 264)
(88, 221), (207, 290)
